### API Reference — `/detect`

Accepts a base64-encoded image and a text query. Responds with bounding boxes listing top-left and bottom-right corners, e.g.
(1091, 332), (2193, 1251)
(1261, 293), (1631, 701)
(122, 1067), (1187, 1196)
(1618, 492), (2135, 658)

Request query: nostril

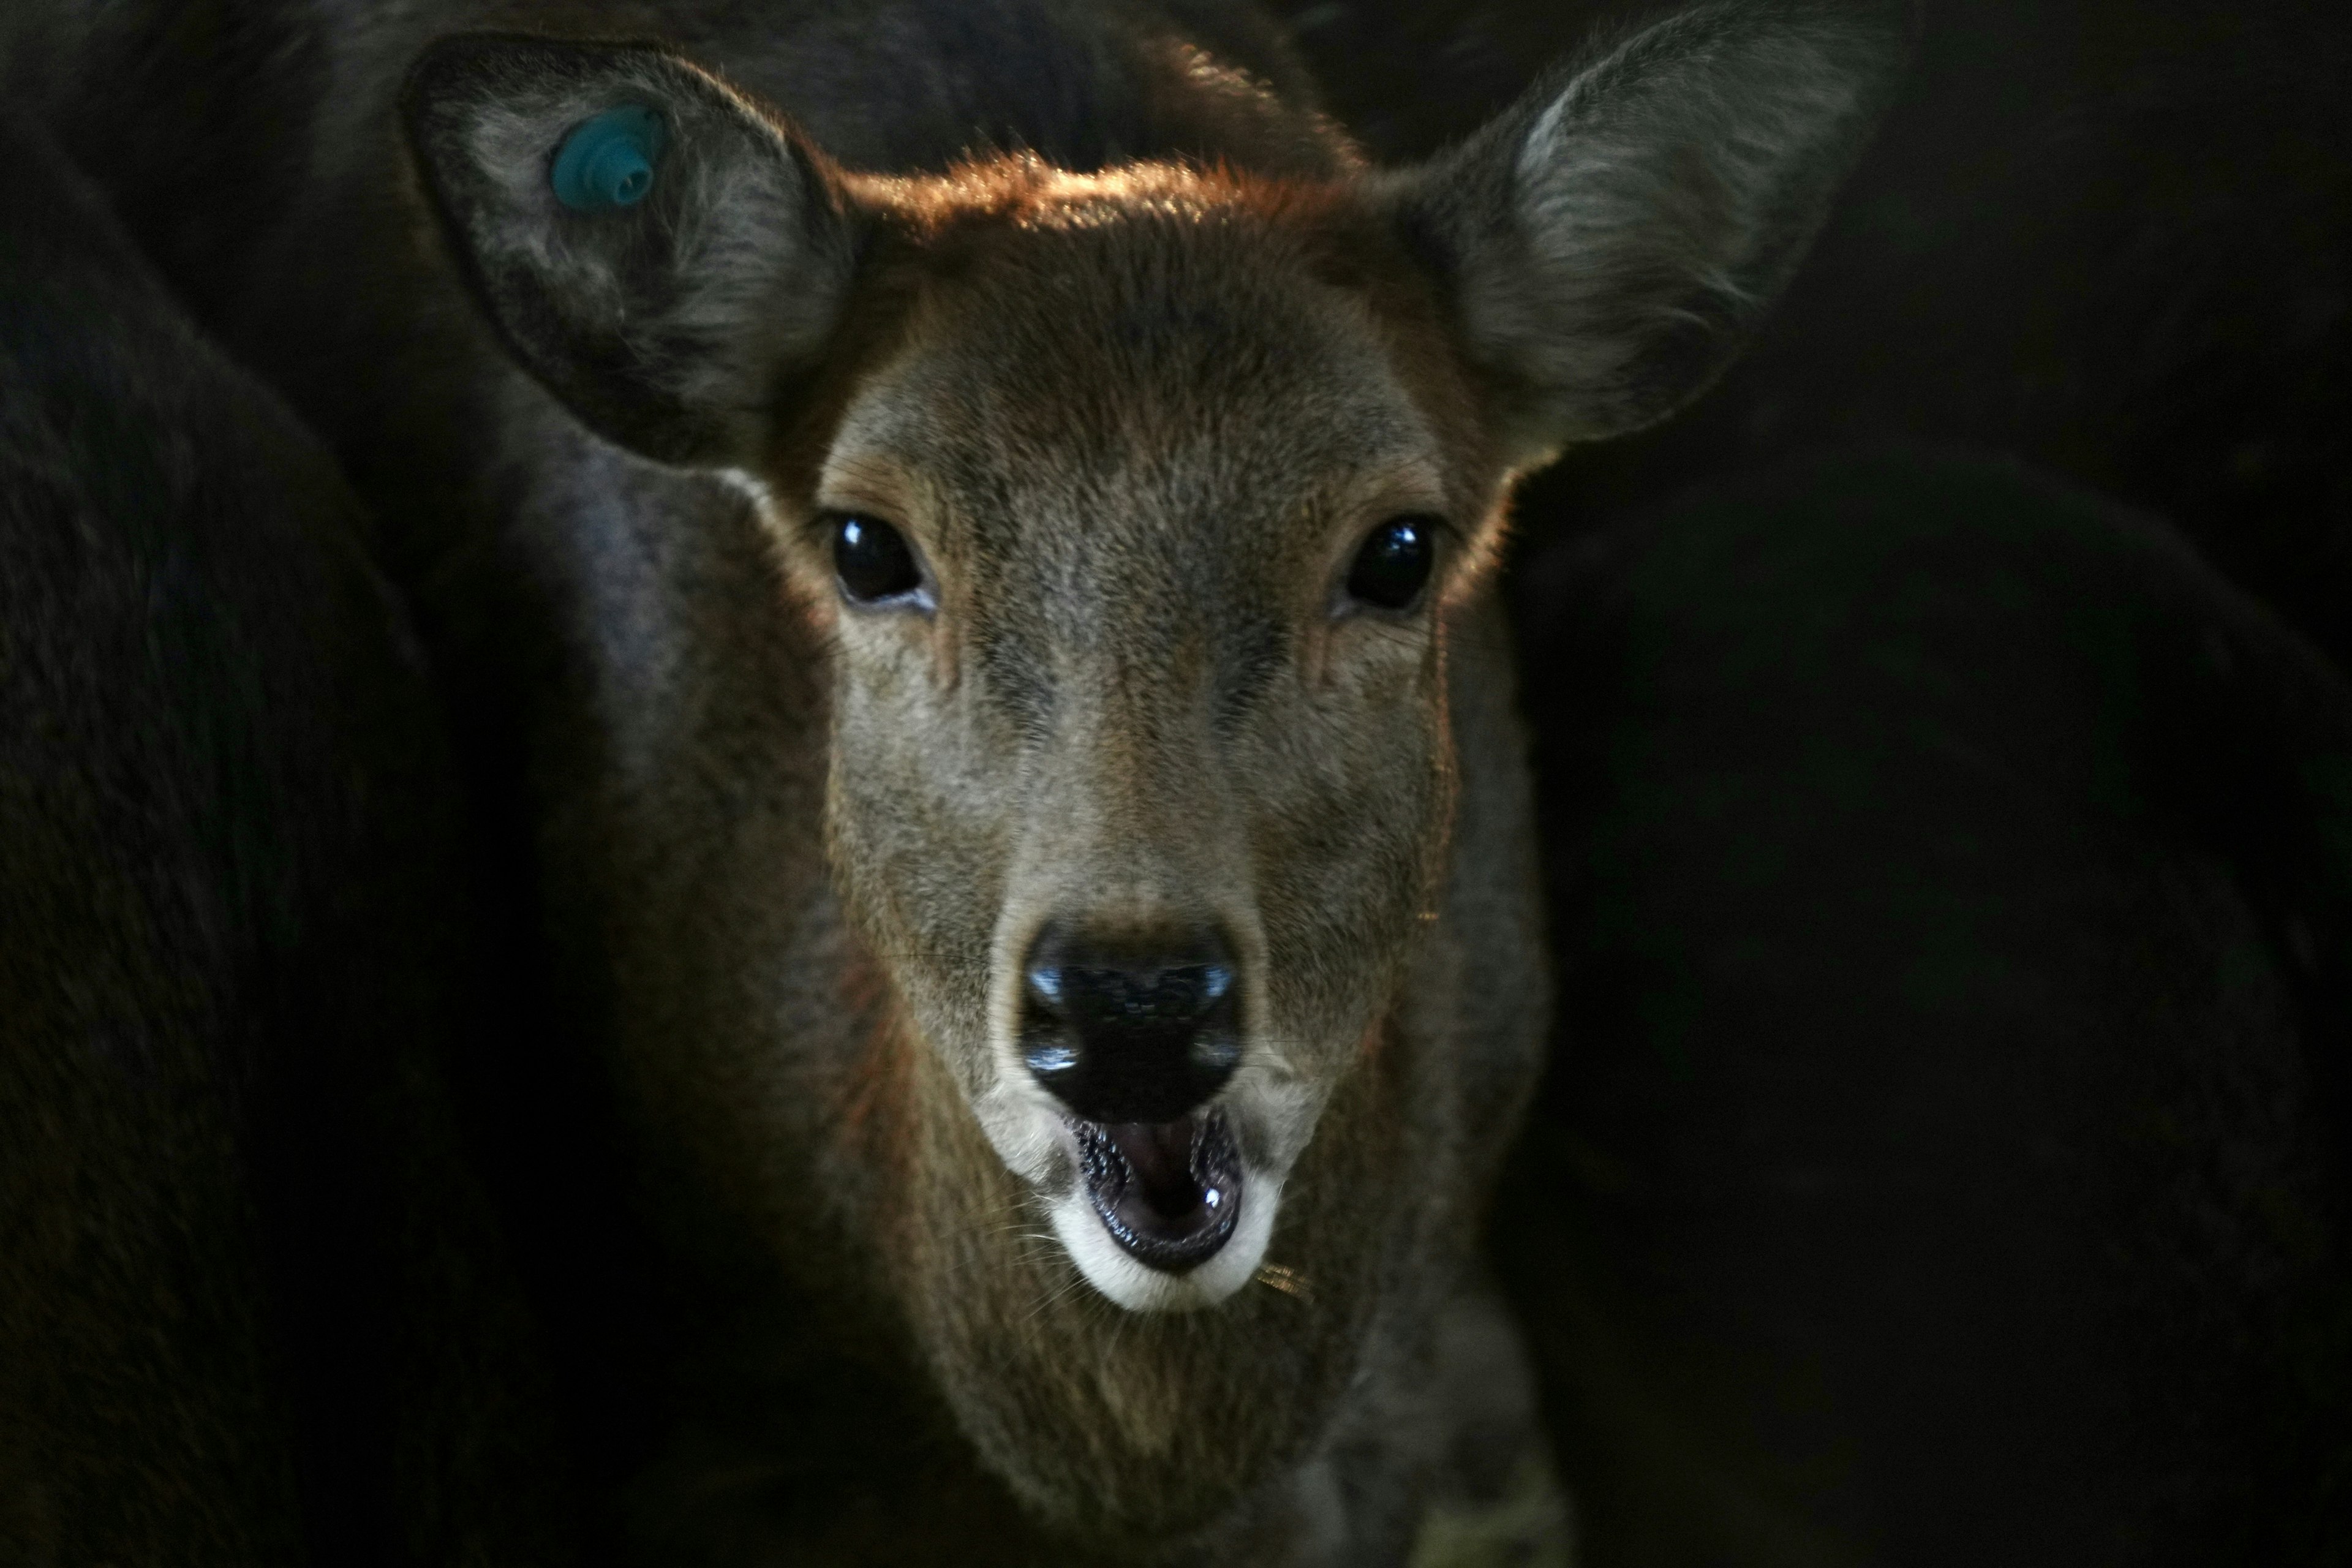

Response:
(1018, 921), (1243, 1125)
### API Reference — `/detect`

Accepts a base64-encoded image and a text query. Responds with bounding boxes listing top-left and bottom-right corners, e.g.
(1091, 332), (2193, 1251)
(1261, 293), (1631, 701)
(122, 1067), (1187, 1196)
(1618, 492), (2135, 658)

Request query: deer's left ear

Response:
(402, 34), (862, 467)
(1389, 4), (1911, 465)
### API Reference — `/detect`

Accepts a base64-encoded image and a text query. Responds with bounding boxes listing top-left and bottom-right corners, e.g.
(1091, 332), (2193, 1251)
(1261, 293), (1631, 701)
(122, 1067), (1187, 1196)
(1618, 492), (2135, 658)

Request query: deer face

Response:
(404, 6), (1900, 1530)
(792, 187), (1496, 1312)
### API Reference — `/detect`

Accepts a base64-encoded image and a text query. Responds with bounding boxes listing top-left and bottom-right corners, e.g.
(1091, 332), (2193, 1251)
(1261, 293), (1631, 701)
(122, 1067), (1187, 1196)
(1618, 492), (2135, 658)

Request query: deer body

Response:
(141, 0), (1907, 1557)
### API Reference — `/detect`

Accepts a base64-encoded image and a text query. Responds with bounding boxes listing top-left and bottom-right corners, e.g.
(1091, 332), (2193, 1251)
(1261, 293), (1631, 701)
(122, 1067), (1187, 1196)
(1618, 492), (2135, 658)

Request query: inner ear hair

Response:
(1392, 1), (1915, 462)
(402, 34), (864, 468)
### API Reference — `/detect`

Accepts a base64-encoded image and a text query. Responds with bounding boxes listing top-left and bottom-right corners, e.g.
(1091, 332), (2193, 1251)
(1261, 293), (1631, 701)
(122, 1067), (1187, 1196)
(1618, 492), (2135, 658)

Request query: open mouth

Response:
(1072, 1109), (1242, 1272)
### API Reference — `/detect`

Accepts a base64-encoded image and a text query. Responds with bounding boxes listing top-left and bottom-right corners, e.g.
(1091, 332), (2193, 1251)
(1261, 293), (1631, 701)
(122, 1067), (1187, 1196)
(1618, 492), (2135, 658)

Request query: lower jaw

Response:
(1046, 1173), (1279, 1314)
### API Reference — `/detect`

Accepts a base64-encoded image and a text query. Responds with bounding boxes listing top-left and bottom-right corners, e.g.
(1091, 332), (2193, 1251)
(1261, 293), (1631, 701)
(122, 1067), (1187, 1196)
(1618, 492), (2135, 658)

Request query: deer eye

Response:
(830, 514), (924, 605)
(1344, 515), (1437, 612)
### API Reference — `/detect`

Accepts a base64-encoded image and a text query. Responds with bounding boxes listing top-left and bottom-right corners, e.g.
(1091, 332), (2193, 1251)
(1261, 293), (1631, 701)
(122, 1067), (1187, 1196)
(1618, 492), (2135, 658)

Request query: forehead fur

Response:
(824, 160), (1485, 486)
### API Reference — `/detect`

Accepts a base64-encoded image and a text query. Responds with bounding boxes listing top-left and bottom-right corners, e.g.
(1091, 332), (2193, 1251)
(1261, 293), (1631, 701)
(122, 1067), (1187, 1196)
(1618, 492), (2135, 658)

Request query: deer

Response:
(97, 0), (1907, 1558)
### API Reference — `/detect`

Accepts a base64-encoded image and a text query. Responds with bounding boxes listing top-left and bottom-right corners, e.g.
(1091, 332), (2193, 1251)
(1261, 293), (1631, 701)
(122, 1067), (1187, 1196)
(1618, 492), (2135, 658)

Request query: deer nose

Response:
(1019, 922), (1243, 1125)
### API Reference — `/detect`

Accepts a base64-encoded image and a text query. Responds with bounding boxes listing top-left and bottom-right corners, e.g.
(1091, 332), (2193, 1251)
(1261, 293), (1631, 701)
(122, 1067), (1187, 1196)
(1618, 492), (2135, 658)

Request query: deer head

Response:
(402, 3), (1902, 1537)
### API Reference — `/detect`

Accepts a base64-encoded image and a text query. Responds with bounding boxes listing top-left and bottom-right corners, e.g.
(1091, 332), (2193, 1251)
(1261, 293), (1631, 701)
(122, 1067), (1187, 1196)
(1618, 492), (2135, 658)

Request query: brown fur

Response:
(66, 1), (1899, 1557)
(774, 179), (1516, 1536)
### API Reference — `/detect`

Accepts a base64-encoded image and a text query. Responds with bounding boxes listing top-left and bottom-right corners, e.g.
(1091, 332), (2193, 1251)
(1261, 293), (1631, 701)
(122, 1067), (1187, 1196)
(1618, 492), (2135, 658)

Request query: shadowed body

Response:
(0, 110), (566, 1566)
(4, 1), (1904, 1560)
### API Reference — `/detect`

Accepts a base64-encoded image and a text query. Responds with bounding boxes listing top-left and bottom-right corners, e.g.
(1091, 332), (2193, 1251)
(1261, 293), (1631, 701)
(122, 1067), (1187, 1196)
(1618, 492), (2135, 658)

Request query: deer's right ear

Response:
(402, 35), (861, 467)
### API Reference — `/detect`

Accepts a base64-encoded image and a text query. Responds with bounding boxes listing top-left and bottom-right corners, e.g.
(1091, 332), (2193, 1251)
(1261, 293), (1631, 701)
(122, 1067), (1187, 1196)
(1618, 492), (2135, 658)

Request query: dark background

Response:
(1256, 2), (2352, 1562)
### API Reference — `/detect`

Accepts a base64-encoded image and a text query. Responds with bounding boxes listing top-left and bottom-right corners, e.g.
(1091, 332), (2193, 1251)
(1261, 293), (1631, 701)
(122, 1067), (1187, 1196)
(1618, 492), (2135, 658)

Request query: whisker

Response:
(1252, 1262), (1316, 1306)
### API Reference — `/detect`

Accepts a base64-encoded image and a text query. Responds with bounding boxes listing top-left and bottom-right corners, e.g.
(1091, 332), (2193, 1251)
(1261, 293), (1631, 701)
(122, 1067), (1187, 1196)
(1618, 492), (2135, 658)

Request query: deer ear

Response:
(1393, 4), (1910, 464)
(402, 35), (861, 467)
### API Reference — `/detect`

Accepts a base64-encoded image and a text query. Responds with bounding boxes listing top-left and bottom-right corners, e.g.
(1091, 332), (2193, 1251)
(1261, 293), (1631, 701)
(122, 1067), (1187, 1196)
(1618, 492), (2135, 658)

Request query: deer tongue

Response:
(1074, 1110), (1242, 1273)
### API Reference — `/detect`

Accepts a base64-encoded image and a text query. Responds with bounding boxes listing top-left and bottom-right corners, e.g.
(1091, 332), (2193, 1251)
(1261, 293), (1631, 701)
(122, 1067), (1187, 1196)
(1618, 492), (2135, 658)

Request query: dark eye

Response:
(1344, 515), (1438, 611)
(831, 514), (923, 604)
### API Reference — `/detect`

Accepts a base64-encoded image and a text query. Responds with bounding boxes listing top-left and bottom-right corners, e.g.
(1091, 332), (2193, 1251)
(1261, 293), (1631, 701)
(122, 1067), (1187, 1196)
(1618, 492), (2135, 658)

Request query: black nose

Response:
(1019, 922), (1243, 1125)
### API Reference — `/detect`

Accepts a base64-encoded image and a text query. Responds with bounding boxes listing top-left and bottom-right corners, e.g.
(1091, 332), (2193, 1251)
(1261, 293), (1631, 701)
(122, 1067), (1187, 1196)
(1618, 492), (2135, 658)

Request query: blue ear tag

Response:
(551, 105), (666, 212)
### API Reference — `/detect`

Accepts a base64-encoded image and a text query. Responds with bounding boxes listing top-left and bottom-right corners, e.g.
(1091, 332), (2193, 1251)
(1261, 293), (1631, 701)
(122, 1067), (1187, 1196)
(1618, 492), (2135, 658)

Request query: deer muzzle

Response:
(1019, 921), (1247, 1272)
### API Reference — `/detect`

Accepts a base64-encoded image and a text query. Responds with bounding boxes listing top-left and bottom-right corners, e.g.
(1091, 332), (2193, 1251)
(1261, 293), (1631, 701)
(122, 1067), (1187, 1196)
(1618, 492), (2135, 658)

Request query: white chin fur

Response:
(1049, 1170), (1281, 1313)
